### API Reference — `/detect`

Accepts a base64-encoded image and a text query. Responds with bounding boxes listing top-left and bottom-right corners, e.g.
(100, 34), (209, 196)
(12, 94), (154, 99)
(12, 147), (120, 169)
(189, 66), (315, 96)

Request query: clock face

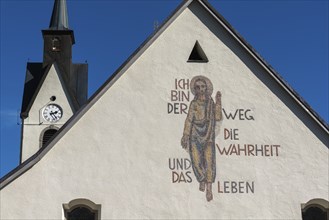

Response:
(42, 104), (63, 123)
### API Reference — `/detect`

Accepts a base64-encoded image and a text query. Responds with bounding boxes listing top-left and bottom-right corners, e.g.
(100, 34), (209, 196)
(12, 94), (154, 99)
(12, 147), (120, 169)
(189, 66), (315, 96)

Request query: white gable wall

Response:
(21, 64), (74, 162)
(1, 2), (328, 219)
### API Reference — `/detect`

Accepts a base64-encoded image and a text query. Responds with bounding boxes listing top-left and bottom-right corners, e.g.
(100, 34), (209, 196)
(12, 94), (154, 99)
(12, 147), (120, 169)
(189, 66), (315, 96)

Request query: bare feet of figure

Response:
(206, 183), (213, 202)
(206, 190), (213, 201)
(199, 182), (205, 192)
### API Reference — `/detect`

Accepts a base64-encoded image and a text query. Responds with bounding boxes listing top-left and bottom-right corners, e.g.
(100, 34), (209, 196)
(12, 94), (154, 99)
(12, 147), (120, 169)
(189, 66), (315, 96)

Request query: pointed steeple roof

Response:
(49, 0), (69, 30)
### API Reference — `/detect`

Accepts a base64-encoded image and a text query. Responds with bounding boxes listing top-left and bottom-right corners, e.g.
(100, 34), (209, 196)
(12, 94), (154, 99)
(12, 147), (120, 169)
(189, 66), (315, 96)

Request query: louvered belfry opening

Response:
(42, 129), (58, 147)
(51, 37), (61, 51)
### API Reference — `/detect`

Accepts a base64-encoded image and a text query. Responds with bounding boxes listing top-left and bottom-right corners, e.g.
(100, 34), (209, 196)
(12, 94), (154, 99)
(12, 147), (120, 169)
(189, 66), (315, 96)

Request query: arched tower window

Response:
(63, 199), (101, 220)
(40, 127), (58, 148)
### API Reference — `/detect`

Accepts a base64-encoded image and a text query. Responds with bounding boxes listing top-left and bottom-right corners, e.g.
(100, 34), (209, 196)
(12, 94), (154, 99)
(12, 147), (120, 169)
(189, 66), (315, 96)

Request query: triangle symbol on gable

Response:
(187, 41), (208, 62)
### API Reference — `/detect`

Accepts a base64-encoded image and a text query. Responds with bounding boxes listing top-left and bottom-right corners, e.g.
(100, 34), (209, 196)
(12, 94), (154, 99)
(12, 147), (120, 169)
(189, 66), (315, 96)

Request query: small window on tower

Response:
(40, 127), (58, 148)
(52, 37), (61, 51)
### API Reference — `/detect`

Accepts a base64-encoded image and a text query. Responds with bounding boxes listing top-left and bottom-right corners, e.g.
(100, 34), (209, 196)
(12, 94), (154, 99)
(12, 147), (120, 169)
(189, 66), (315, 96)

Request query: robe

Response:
(183, 97), (221, 183)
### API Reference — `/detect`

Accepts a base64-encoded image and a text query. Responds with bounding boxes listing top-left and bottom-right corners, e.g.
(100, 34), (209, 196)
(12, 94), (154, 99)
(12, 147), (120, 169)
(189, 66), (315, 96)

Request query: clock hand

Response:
(53, 111), (59, 119)
(50, 112), (56, 120)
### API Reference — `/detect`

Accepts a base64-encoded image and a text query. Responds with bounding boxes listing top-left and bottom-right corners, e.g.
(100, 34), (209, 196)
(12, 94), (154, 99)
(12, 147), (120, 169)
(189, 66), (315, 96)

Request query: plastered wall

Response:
(1, 2), (328, 219)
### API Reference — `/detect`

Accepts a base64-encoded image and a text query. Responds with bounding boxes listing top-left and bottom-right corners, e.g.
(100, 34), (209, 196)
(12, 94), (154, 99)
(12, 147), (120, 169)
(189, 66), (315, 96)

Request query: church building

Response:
(1, 0), (328, 219)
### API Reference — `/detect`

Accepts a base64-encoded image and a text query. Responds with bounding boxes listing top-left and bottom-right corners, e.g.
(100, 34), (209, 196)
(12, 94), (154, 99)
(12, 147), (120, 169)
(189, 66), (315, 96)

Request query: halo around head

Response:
(190, 75), (213, 96)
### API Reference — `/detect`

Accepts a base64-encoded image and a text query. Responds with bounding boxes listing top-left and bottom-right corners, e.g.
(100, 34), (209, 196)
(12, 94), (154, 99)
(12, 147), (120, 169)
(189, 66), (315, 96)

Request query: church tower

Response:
(20, 0), (88, 163)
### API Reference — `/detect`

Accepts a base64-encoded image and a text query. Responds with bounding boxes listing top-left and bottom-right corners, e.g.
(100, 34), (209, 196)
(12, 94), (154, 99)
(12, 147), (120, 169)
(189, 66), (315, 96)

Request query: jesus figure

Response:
(181, 75), (222, 202)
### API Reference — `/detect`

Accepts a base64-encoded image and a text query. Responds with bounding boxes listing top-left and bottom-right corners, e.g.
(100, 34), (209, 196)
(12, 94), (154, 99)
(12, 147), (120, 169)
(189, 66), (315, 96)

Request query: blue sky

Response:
(1, 0), (328, 178)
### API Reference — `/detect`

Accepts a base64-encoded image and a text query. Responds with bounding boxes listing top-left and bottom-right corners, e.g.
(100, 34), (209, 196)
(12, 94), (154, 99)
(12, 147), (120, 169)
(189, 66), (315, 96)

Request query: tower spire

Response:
(49, 0), (69, 30)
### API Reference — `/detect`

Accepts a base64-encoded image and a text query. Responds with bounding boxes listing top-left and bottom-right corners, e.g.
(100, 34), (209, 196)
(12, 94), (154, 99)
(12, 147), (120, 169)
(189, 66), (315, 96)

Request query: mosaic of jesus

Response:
(181, 75), (222, 202)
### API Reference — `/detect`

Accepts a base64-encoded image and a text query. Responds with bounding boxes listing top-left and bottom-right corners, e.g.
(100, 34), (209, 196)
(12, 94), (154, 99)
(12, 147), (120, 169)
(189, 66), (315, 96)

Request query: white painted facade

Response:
(21, 64), (74, 162)
(1, 1), (328, 219)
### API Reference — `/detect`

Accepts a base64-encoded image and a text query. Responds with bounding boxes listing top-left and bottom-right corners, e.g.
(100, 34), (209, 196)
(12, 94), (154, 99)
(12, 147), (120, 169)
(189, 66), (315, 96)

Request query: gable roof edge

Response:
(199, 0), (328, 133)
